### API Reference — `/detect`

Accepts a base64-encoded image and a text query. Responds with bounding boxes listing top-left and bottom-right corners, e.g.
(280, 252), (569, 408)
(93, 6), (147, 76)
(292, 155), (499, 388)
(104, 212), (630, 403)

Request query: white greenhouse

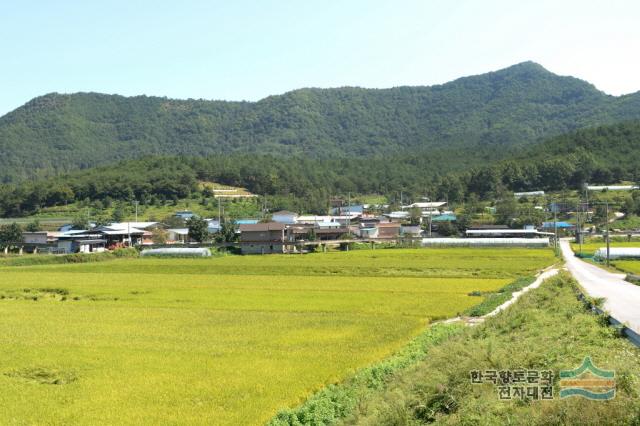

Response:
(594, 247), (640, 260)
(141, 248), (212, 257)
(422, 238), (550, 247)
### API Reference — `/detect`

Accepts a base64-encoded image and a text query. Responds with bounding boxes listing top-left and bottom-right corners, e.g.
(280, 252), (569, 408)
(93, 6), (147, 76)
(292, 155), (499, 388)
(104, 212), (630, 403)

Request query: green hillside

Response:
(454, 120), (640, 198)
(3, 119), (640, 218)
(3, 61), (640, 182)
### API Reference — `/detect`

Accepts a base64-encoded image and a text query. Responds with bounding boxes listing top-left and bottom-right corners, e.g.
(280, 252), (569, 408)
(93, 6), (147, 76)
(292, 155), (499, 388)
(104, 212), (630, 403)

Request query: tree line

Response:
(1, 120), (640, 218)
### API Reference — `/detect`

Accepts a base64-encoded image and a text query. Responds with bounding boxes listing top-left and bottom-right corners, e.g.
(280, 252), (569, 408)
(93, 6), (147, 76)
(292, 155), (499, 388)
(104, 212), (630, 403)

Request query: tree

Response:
(71, 215), (90, 230)
(25, 219), (40, 232)
(112, 205), (126, 223)
(455, 214), (472, 233)
(436, 222), (458, 236)
(216, 221), (238, 243)
(162, 215), (186, 228)
(495, 195), (518, 226)
(151, 228), (168, 245)
(0, 223), (23, 247)
(187, 217), (209, 243)
(408, 207), (422, 225)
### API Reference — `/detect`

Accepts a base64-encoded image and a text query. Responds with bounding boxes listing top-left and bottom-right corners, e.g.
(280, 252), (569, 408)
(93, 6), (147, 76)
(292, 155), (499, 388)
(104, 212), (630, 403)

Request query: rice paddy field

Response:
(0, 248), (555, 424)
(570, 239), (640, 275)
(571, 240), (640, 255)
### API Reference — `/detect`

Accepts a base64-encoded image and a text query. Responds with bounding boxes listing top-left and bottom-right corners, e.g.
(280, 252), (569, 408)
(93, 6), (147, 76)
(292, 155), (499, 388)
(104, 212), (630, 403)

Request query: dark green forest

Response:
(3, 61), (640, 183)
(2, 120), (640, 217)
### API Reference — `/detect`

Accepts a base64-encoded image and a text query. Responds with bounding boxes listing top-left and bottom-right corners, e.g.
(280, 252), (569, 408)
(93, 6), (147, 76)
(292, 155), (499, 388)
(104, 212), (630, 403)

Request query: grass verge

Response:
(0, 248), (138, 267)
(339, 273), (640, 425)
(462, 276), (536, 317)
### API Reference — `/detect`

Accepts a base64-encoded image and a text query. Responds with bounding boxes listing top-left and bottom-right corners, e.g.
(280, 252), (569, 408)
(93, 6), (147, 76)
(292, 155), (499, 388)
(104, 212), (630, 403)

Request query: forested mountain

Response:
(2, 120), (640, 217)
(2, 61), (640, 182)
(455, 120), (640, 198)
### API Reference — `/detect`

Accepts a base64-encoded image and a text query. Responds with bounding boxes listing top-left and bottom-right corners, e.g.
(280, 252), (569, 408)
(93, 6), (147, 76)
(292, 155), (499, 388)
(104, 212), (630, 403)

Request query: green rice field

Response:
(0, 248), (555, 424)
(571, 240), (640, 255)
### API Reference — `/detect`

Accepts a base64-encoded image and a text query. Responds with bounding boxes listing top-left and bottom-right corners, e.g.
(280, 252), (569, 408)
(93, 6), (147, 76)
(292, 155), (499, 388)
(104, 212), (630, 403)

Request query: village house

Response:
(330, 205), (364, 215)
(357, 222), (378, 238)
(56, 232), (107, 253)
(400, 225), (423, 238)
(91, 222), (158, 247)
(377, 222), (401, 239)
(167, 228), (190, 244)
(239, 223), (287, 254)
(22, 231), (58, 245)
(405, 201), (447, 215)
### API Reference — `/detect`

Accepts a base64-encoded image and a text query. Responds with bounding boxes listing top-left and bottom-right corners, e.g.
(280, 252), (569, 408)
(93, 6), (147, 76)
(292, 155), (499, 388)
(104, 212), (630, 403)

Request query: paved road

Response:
(560, 240), (640, 338)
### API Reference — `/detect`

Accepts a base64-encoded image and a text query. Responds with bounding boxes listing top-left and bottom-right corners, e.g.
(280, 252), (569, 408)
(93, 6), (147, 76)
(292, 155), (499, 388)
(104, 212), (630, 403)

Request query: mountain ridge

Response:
(2, 61), (640, 182)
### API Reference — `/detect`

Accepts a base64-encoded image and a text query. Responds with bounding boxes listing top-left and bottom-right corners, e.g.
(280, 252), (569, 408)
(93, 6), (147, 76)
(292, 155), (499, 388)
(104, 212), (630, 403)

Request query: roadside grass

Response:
(336, 273), (640, 425)
(462, 276), (536, 317)
(0, 247), (554, 424)
(0, 248), (138, 267)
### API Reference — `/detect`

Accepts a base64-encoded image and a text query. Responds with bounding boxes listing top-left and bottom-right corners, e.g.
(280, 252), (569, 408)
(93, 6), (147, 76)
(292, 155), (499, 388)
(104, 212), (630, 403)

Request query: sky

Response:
(1, 0), (639, 115)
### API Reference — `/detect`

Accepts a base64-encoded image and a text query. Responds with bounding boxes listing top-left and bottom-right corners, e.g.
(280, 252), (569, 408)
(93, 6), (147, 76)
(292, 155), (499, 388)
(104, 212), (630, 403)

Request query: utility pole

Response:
(347, 192), (351, 235)
(218, 197), (221, 224)
(134, 200), (139, 222)
(577, 201), (583, 256)
(605, 199), (610, 267)
(553, 204), (558, 254)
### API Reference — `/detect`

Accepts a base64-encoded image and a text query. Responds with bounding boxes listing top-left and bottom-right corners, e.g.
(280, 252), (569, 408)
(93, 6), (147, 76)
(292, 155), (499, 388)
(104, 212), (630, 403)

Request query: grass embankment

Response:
(462, 276), (536, 317)
(0, 248), (554, 425)
(321, 273), (640, 425)
(269, 324), (465, 426)
(0, 248), (138, 267)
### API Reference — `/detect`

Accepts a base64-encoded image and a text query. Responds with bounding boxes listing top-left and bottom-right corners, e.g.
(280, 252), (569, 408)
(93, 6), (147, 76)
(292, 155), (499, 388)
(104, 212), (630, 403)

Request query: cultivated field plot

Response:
(570, 240), (640, 255)
(610, 260), (640, 275)
(0, 248), (554, 424)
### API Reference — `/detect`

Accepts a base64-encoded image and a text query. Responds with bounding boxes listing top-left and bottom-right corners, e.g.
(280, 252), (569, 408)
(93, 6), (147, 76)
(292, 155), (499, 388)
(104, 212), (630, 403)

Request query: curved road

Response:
(560, 240), (640, 341)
